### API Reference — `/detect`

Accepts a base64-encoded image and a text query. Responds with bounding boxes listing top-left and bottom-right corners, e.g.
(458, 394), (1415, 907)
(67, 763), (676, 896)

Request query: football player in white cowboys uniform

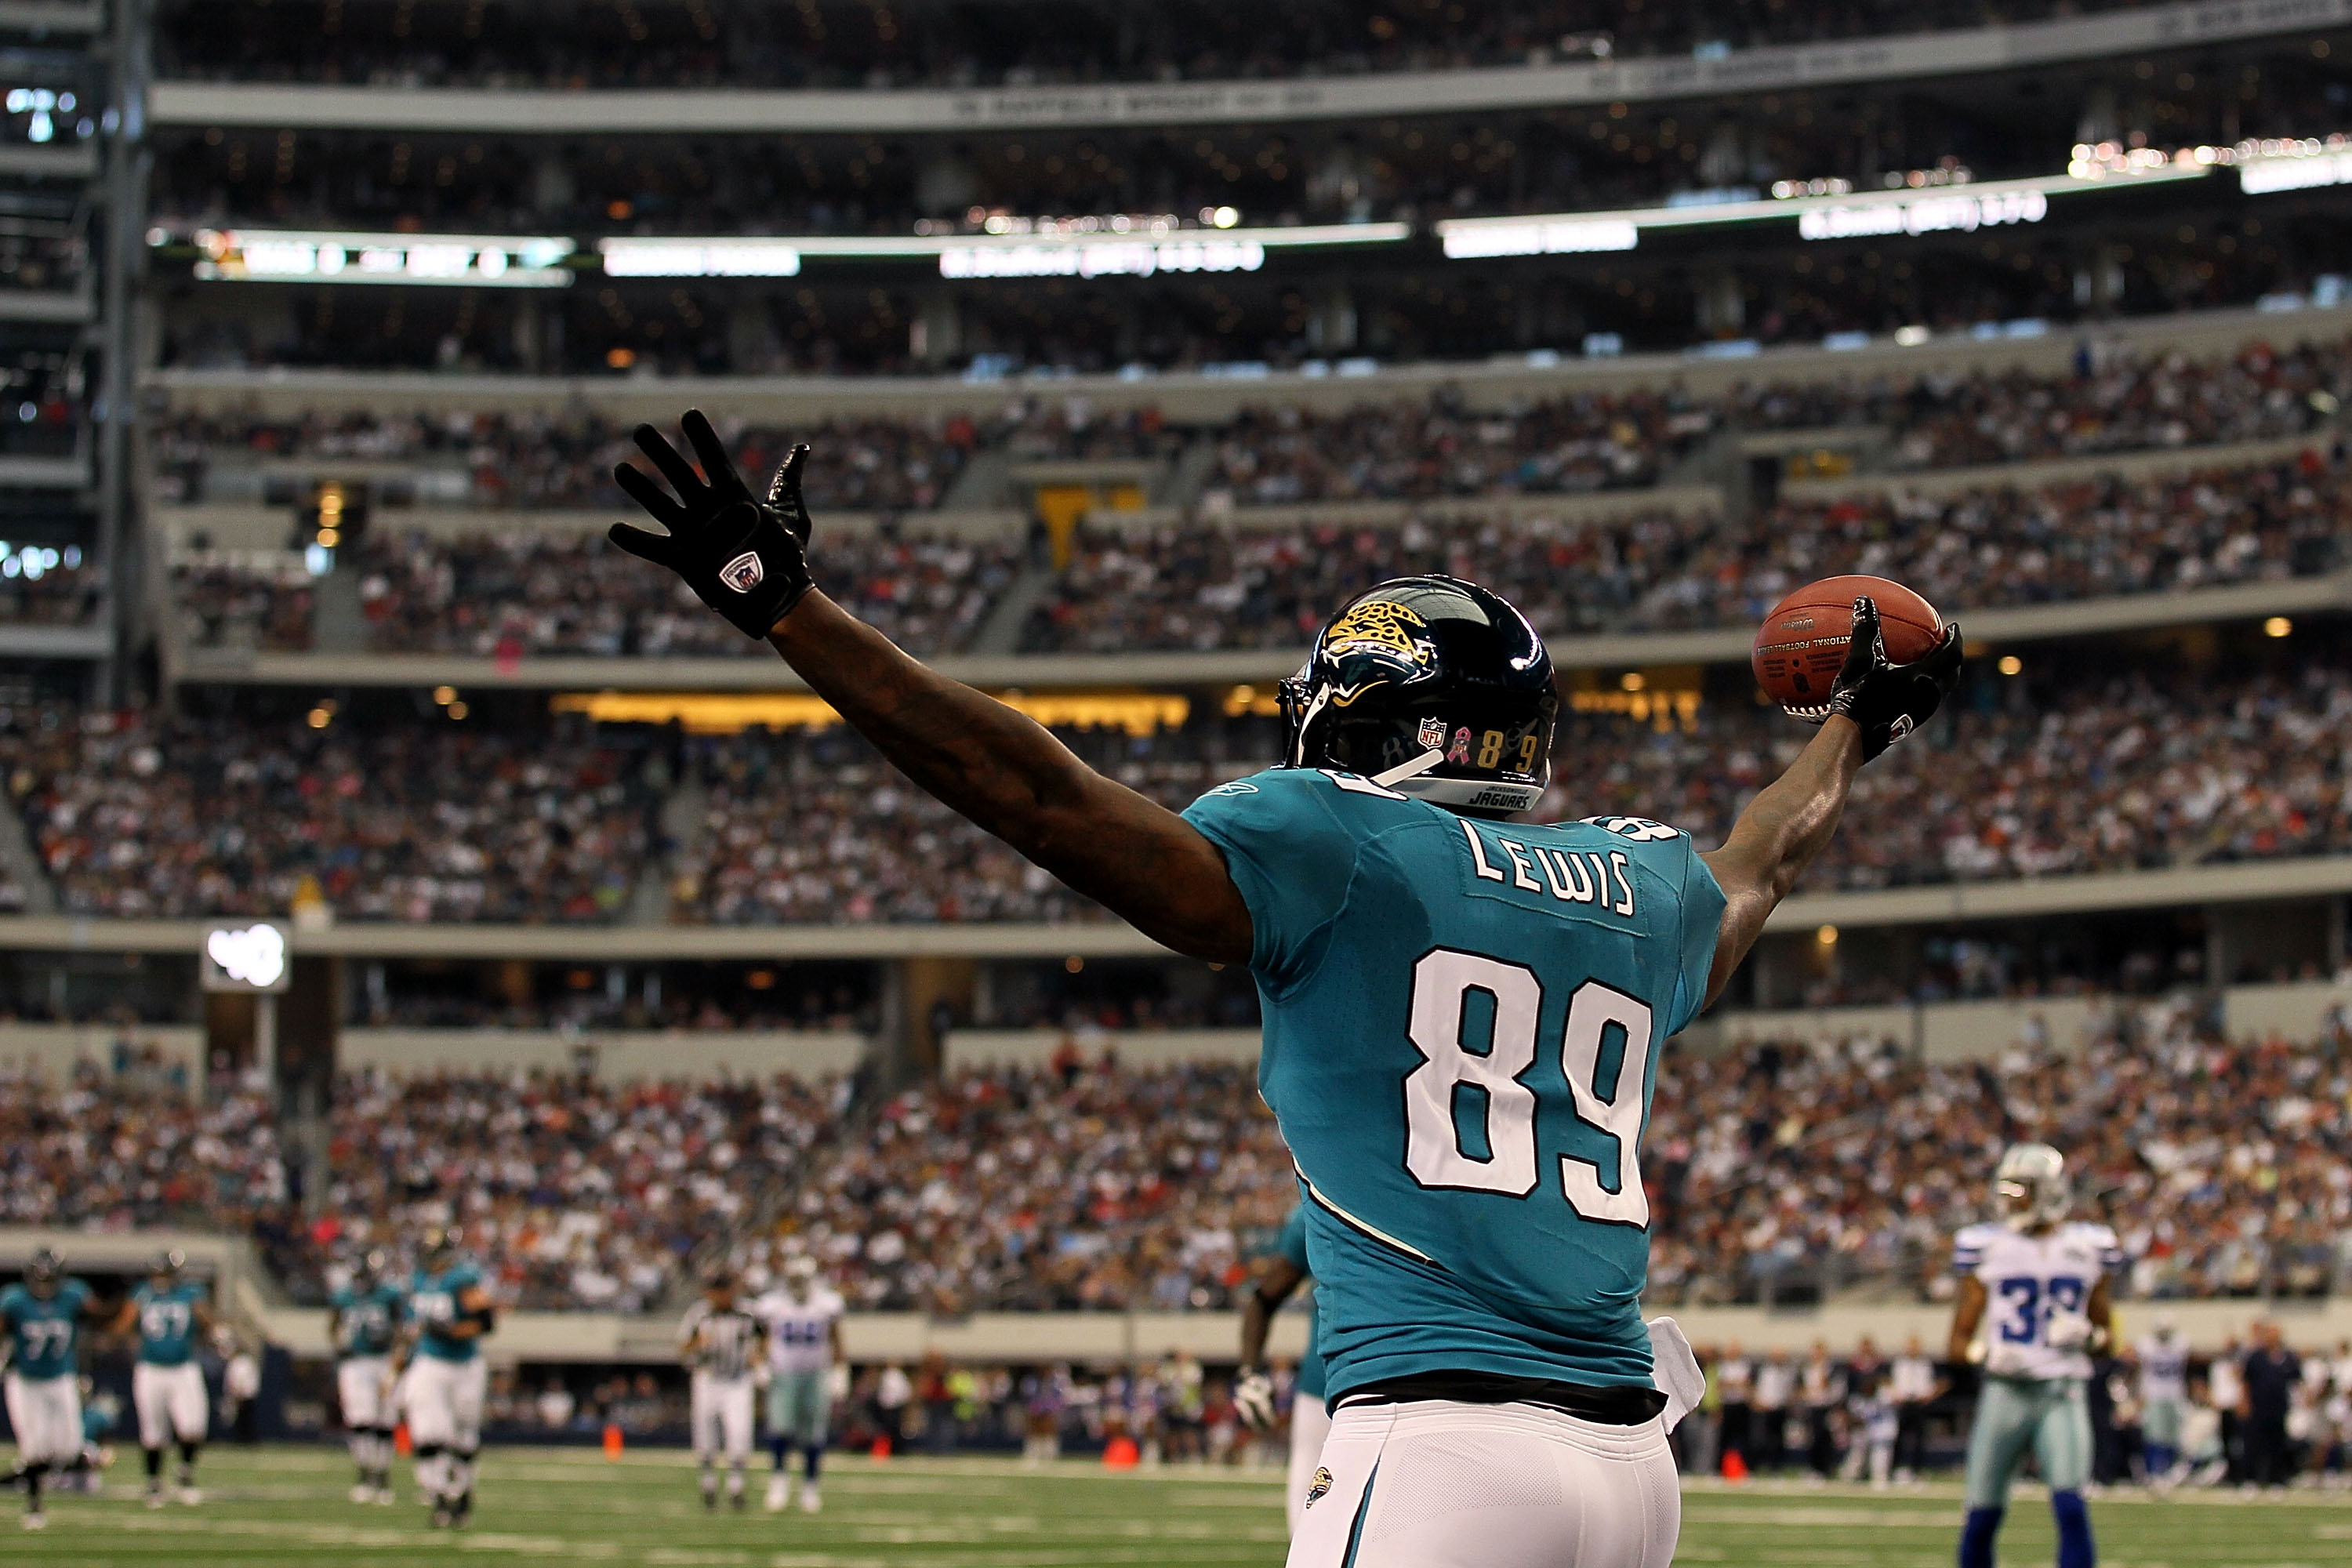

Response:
(1947, 1144), (2119, 1568)
(751, 1257), (844, 1513)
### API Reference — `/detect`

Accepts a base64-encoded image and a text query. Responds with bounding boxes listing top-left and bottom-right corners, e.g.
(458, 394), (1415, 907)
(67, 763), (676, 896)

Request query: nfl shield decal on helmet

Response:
(1416, 715), (1447, 752)
(720, 550), (765, 593)
(1304, 1465), (1334, 1509)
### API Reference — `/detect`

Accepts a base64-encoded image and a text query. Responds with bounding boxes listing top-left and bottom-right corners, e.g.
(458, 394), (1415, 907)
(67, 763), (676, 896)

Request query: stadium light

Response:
(201, 922), (291, 993)
(191, 229), (575, 287)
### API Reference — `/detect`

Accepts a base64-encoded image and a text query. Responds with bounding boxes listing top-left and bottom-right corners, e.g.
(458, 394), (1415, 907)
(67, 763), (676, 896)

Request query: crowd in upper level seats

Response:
(157, 0), (2128, 93)
(11, 643), (2346, 924)
(671, 735), (1234, 924)
(2, 705), (660, 924)
(0, 555), (101, 626)
(154, 336), (2352, 653)
(1022, 451), (2350, 650)
(358, 524), (1022, 659)
(155, 408), (978, 514)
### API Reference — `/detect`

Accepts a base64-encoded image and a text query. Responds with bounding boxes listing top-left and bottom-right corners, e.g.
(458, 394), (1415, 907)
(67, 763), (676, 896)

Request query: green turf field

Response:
(4, 1444), (2350, 1566)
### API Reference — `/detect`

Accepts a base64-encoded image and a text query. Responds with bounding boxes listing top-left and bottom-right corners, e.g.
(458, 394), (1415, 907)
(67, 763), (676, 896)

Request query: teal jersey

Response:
(132, 1281), (207, 1367)
(0, 1279), (93, 1381)
(410, 1263), (488, 1363)
(1272, 1204), (1326, 1402)
(328, 1283), (405, 1359)
(1185, 768), (1724, 1399)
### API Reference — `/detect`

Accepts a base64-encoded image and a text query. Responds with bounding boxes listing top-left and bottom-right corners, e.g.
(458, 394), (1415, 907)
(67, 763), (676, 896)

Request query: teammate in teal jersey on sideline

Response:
(1234, 1203), (1330, 1535)
(394, 1228), (495, 1529)
(329, 1250), (405, 1504)
(114, 1249), (219, 1508)
(610, 414), (1962, 1568)
(2, 1247), (118, 1530)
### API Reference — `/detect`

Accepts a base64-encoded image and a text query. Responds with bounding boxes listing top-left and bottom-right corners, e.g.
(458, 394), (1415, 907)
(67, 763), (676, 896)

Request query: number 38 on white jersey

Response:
(1953, 1221), (2122, 1381)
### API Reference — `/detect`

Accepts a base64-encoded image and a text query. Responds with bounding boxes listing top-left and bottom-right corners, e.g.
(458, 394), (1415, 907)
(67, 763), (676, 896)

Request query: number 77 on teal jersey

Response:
(1184, 767), (1725, 1401)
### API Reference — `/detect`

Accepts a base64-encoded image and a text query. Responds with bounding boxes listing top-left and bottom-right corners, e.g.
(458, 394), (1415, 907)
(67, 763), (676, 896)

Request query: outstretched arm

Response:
(1698, 717), (1864, 1007)
(770, 593), (1251, 962)
(607, 412), (1250, 963)
(1697, 598), (1963, 1008)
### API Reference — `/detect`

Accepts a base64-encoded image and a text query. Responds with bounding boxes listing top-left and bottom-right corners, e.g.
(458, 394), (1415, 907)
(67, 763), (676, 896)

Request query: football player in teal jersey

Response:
(111, 1249), (219, 1508)
(2, 1248), (118, 1530)
(1235, 1203), (1330, 1535)
(392, 1228), (495, 1529)
(612, 413), (1962, 1568)
(328, 1250), (405, 1504)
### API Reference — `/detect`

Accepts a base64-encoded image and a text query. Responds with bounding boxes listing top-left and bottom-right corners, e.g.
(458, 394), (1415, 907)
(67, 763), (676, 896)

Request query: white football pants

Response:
(133, 1362), (209, 1448)
(1285, 1398), (1679, 1568)
(401, 1356), (486, 1451)
(338, 1356), (393, 1431)
(3, 1373), (81, 1465)
(1287, 1394), (1333, 1533)
(692, 1374), (756, 1461)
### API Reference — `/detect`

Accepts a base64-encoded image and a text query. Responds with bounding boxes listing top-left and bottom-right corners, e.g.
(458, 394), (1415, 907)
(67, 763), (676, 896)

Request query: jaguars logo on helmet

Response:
(1318, 598), (1436, 681)
(1279, 575), (1557, 817)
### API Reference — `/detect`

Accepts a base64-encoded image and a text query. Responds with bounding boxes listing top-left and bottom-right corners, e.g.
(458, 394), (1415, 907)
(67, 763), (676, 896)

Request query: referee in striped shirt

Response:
(679, 1269), (765, 1511)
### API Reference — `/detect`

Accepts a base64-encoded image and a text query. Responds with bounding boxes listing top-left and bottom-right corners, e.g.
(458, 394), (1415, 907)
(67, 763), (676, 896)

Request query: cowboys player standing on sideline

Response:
(1, 1249), (116, 1530)
(751, 1256), (844, 1513)
(679, 1268), (764, 1511)
(328, 1249), (405, 1504)
(394, 1228), (495, 1529)
(1947, 1144), (2120, 1568)
(113, 1248), (217, 1508)
(608, 412), (1961, 1567)
(1234, 1202), (1329, 1536)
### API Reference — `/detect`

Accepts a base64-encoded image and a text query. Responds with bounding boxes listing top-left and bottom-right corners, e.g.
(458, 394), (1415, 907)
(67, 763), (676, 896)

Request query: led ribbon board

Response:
(193, 230), (575, 286)
(593, 223), (1407, 280)
(1434, 165), (2207, 258)
(600, 238), (804, 277)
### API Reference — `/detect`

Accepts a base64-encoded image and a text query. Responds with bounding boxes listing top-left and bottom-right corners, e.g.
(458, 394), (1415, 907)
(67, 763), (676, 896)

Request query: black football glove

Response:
(1818, 596), (1964, 762)
(608, 408), (813, 639)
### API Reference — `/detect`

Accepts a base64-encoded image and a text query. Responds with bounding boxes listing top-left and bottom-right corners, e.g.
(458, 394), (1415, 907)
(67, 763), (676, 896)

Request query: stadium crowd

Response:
(157, 337), (2352, 516)
(1645, 1019), (2352, 1307)
(168, 447), (2350, 659)
(0, 1061), (287, 1231)
(154, 408), (978, 514)
(9, 648), (2352, 922)
(155, 0), (2117, 93)
(0, 556), (101, 626)
(1022, 451), (2350, 650)
(724, 1056), (1294, 1314)
(2, 704), (660, 923)
(9, 1008), (2344, 1319)
(292, 1068), (848, 1310)
(350, 524), (1021, 659)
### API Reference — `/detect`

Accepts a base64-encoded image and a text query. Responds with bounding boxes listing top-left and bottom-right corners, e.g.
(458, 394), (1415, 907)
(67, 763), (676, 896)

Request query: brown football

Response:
(1751, 575), (1944, 713)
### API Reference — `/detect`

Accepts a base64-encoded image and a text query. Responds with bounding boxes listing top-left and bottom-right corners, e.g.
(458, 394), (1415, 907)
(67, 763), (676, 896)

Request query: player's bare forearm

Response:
(1238, 1258), (1304, 1368)
(1948, 1276), (1987, 1363)
(768, 590), (1252, 962)
(1697, 715), (1864, 1006)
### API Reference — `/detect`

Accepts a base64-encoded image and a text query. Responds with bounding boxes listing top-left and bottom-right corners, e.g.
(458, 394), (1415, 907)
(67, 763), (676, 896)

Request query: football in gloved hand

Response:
(1752, 575), (1944, 713)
